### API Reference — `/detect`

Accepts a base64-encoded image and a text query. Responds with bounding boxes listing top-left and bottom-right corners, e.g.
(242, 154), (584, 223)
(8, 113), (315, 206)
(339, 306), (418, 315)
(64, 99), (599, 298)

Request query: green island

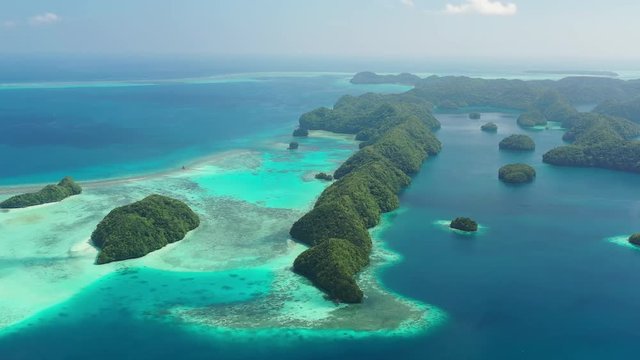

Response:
(517, 111), (547, 127)
(292, 127), (309, 137)
(0, 176), (82, 209)
(314, 172), (334, 181)
(542, 113), (640, 172)
(499, 134), (536, 151)
(290, 92), (442, 303)
(350, 71), (421, 86)
(91, 194), (200, 264)
(499, 163), (536, 184)
(288, 141), (299, 150)
(450, 217), (478, 232)
(469, 112), (481, 120)
(481, 122), (498, 132)
(629, 234), (640, 246)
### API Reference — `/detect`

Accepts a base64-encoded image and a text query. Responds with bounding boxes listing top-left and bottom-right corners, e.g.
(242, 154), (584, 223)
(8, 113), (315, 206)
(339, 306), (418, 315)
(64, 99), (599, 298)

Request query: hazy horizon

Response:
(2, 0), (640, 65)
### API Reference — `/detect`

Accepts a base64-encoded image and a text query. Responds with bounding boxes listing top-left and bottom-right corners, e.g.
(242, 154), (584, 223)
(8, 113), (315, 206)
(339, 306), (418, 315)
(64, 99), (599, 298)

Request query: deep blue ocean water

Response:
(1, 62), (640, 359)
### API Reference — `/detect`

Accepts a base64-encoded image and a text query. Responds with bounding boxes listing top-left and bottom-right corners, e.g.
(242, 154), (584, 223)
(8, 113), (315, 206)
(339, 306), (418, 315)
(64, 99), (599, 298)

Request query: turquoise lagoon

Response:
(1, 73), (640, 359)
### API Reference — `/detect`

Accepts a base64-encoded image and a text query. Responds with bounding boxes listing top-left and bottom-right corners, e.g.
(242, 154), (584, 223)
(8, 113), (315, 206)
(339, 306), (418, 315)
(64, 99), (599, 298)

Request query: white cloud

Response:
(28, 12), (61, 26)
(401, 0), (415, 7)
(444, 0), (517, 16)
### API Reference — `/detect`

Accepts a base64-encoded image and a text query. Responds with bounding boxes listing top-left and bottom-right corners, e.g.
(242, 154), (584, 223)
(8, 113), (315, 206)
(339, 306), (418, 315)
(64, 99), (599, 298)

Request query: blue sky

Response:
(0, 0), (638, 62)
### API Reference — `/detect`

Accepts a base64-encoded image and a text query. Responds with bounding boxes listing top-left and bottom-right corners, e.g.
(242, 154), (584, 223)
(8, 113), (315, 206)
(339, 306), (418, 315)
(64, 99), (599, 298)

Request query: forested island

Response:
(594, 97), (640, 123)
(91, 194), (200, 264)
(0, 177), (82, 209)
(290, 93), (441, 303)
(450, 217), (478, 232)
(350, 71), (421, 86)
(499, 134), (536, 151)
(481, 122), (498, 132)
(629, 234), (640, 246)
(499, 164), (536, 184)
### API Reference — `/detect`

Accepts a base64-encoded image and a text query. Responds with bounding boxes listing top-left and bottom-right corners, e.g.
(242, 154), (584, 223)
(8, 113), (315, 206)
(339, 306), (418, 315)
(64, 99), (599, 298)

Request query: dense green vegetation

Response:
(450, 217), (478, 232)
(293, 238), (368, 303)
(499, 134), (536, 151)
(0, 177), (82, 209)
(290, 92), (441, 303)
(481, 122), (498, 132)
(288, 141), (299, 150)
(314, 172), (333, 181)
(292, 127), (309, 137)
(595, 97), (640, 123)
(469, 112), (481, 120)
(499, 164), (536, 184)
(543, 113), (640, 172)
(629, 234), (640, 246)
(91, 194), (200, 264)
(350, 71), (421, 86)
(518, 111), (547, 127)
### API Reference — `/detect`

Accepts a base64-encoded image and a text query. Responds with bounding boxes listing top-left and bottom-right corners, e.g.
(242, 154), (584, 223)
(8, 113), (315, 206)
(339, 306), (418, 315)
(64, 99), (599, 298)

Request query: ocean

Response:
(0, 58), (639, 359)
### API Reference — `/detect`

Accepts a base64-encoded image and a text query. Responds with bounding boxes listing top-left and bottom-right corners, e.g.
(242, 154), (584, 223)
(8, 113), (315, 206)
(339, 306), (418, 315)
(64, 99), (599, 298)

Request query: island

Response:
(499, 163), (536, 184)
(450, 217), (478, 232)
(481, 122), (498, 132)
(290, 92), (442, 303)
(314, 172), (333, 181)
(525, 70), (619, 77)
(517, 111), (547, 127)
(288, 141), (299, 150)
(292, 127), (309, 137)
(594, 97), (640, 123)
(499, 134), (536, 151)
(469, 112), (481, 120)
(629, 234), (640, 246)
(350, 71), (421, 86)
(543, 113), (640, 172)
(91, 194), (200, 264)
(0, 176), (82, 209)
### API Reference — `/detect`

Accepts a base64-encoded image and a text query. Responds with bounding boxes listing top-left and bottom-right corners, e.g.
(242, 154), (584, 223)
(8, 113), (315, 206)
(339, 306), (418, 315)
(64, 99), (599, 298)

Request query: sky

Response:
(0, 0), (639, 64)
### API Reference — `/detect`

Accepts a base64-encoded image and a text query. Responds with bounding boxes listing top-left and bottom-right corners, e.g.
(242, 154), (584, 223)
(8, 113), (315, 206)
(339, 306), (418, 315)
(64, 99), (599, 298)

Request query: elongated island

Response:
(0, 177), (82, 209)
(290, 94), (441, 303)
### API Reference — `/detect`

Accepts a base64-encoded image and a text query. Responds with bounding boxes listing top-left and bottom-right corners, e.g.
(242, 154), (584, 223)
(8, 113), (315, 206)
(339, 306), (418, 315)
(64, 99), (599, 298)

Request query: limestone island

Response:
(469, 112), (481, 120)
(629, 234), (640, 246)
(481, 122), (498, 132)
(350, 71), (421, 86)
(0, 176), (82, 209)
(290, 92), (441, 303)
(314, 172), (333, 181)
(499, 163), (536, 184)
(499, 134), (535, 151)
(288, 141), (299, 150)
(450, 217), (478, 232)
(292, 127), (309, 137)
(91, 194), (200, 264)
(517, 111), (547, 128)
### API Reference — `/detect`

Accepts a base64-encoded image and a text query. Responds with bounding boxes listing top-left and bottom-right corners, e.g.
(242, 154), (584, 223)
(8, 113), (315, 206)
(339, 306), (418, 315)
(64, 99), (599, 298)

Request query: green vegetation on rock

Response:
(469, 112), (481, 120)
(499, 163), (536, 184)
(481, 122), (498, 132)
(350, 71), (421, 86)
(288, 141), (299, 150)
(91, 194), (200, 264)
(0, 177), (82, 209)
(517, 111), (547, 127)
(629, 234), (640, 246)
(543, 113), (640, 172)
(499, 134), (536, 151)
(450, 217), (478, 232)
(290, 91), (441, 303)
